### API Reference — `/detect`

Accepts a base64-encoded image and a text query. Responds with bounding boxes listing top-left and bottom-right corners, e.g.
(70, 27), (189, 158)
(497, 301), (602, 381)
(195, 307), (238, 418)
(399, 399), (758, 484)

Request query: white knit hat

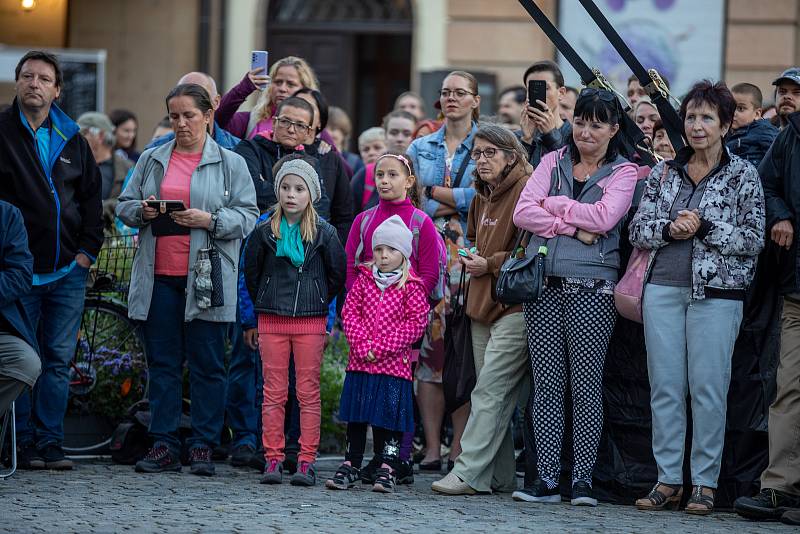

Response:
(274, 159), (322, 203)
(372, 215), (413, 260)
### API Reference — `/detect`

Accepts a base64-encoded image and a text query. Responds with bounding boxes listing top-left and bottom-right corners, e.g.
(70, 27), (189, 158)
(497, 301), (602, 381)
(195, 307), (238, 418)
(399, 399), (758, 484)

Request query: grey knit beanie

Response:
(274, 159), (322, 203)
(372, 215), (413, 260)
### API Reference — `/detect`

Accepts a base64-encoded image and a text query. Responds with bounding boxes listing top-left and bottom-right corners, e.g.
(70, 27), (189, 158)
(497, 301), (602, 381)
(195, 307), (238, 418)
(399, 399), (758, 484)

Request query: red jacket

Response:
(342, 265), (429, 380)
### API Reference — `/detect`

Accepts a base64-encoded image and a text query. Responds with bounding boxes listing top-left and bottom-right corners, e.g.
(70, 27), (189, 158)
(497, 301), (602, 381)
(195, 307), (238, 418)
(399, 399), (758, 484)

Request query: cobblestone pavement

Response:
(1, 457), (795, 533)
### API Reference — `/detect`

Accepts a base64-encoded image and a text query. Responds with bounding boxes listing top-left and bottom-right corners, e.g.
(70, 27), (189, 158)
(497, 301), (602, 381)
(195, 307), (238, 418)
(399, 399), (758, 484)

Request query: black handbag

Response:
(443, 266), (476, 414)
(495, 230), (548, 305)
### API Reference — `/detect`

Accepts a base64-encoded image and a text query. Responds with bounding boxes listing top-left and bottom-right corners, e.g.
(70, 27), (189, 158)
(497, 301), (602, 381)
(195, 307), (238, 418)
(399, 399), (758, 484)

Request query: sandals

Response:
(325, 463), (360, 490)
(685, 485), (715, 515)
(635, 482), (683, 511)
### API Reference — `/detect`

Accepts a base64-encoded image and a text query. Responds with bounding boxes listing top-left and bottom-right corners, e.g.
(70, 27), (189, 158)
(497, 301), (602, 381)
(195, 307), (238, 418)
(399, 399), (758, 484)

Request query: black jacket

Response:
(243, 217), (346, 317)
(759, 111), (800, 293)
(0, 200), (37, 350)
(304, 140), (354, 245)
(727, 119), (779, 168)
(0, 100), (103, 273)
(516, 120), (572, 168)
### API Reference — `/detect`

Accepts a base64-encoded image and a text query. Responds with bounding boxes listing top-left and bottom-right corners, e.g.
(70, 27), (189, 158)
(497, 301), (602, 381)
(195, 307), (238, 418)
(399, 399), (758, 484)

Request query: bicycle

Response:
(63, 234), (149, 454)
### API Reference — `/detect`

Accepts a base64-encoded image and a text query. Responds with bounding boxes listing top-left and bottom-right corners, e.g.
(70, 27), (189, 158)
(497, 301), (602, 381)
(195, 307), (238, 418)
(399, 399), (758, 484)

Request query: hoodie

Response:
(726, 118), (779, 168)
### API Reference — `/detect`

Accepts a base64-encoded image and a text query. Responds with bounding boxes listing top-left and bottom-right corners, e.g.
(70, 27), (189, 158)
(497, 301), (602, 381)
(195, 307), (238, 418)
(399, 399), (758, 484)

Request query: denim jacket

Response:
(407, 123), (478, 221)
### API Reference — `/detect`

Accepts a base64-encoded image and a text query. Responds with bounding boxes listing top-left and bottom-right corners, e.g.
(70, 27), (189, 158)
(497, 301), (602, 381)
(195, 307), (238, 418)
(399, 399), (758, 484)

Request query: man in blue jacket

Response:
(0, 51), (103, 469)
(0, 201), (40, 418)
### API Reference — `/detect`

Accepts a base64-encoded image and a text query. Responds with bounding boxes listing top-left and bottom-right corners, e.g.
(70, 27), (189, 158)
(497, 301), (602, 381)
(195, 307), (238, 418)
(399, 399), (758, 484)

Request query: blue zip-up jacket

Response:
(0, 99), (103, 273)
(146, 121), (241, 151)
(407, 123), (478, 221)
(726, 118), (779, 168)
(0, 200), (37, 351)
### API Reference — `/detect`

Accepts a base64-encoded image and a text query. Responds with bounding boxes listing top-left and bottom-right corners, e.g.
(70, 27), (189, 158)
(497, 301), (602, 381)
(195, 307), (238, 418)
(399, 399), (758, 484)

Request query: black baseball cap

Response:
(773, 67), (800, 86)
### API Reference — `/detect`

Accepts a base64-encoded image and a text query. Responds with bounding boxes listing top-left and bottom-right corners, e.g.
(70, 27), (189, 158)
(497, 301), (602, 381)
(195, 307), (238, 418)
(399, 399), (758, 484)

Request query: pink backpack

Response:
(614, 164), (667, 323)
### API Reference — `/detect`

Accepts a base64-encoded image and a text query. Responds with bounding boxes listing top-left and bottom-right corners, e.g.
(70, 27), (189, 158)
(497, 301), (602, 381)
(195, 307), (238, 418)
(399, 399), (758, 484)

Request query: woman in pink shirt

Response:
(511, 89), (638, 507)
(116, 83), (258, 478)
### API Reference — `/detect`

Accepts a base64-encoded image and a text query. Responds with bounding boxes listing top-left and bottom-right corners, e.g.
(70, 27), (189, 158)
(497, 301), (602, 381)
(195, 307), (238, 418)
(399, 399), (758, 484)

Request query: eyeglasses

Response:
(580, 88), (617, 103)
(440, 89), (475, 99)
(470, 147), (503, 161)
(275, 117), (312, 134)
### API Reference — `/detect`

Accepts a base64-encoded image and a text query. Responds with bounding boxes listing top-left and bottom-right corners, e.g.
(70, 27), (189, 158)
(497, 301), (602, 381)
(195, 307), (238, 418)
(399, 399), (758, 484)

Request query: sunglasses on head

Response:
(580, 88), (617, 103)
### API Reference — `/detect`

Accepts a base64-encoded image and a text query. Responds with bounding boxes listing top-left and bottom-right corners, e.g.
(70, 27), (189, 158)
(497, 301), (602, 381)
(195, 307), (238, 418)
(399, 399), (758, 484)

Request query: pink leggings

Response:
(259, 332), (325, 464)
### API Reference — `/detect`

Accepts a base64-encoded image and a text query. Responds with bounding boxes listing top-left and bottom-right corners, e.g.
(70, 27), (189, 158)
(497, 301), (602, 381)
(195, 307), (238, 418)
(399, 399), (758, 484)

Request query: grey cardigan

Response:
(116, 137), (258, 322)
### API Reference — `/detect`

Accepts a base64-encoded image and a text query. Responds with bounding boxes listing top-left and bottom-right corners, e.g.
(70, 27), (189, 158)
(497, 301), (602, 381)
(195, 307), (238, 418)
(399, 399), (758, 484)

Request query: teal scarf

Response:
(276, 217), (305, 267)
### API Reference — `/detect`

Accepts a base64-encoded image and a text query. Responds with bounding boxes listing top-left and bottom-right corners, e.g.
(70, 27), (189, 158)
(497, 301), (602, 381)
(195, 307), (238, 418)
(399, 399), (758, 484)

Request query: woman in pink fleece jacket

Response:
(511, 89), (638, 507)
(329, 215), (429, 494)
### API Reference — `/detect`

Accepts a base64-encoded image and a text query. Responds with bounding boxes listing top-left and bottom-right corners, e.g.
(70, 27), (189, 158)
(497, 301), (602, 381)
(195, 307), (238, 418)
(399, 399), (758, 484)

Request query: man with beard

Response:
(773, 68), (800, 129)
(497, 86), (526, 130)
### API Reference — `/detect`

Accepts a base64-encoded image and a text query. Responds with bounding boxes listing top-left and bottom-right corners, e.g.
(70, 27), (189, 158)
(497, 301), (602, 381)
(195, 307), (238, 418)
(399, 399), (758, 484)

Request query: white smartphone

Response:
(250, 50), (268, 89)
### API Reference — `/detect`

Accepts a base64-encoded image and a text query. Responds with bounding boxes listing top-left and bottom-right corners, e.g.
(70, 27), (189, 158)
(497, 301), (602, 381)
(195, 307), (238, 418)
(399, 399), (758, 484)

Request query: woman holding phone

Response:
(116, 83), (259, 477)
(407, 70), (480, 472)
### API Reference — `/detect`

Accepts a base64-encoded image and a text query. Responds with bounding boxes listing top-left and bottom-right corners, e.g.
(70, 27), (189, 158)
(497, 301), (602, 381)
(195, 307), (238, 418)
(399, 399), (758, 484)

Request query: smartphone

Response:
(250, 50), (269, 89)
(528, 79), (547, 110)
(145, 200), (186, 213)
(458, 248), (469, 257)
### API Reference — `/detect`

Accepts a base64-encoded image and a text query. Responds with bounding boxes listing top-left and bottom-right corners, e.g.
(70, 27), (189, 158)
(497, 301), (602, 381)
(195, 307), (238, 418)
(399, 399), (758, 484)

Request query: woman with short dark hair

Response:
(630, 80), (765, 514)
(512, 88), (639, 506)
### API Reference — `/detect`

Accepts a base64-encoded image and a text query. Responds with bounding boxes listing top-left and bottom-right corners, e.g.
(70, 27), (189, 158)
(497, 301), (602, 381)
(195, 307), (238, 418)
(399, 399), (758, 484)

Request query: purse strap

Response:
(453, 265), (469, 315)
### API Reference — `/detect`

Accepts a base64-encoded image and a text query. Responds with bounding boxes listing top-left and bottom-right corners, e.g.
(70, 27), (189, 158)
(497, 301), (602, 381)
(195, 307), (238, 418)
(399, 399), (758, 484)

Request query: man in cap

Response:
(773, 67), (800, 129)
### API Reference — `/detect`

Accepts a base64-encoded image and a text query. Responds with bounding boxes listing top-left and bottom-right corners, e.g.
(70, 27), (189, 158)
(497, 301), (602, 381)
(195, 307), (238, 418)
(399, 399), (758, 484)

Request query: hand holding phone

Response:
(250, 51), (269, 90)
(528, 80), (548, 111)
(144, 200), (187, 213)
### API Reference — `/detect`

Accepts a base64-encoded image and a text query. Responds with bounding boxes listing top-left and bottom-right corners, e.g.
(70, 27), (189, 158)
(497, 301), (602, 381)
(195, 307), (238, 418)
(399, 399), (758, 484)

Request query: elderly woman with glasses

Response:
(431, 124), (533, 496)
(512, 88), (639, 507)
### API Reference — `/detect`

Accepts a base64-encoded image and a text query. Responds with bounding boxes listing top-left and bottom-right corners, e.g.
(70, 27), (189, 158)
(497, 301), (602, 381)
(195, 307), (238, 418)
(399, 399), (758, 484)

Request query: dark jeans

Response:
(226, 321), (260, 449)
(142, 275), (228, 451)
(16, 265), (89, 448)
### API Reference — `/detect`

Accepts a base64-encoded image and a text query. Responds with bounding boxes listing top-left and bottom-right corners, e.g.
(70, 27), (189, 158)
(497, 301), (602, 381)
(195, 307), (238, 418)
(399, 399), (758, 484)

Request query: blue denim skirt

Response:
(338, 371), (414, 432)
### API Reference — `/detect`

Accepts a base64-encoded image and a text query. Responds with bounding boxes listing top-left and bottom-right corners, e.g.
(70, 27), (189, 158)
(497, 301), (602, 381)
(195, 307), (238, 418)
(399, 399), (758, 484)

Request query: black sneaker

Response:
(396, 459), (414, 485)
(189, 446), (215, 476)
(18, 443), (44, 470)
(360, 455), (382, 484)
(229, 444), (255, 467)
(571, 481), (597, 507)
(39, 444), (73, 470)
(734, 488), (800, 521)
(249, 449), (266, 472)
(290, 461), (316, 486)
(135, 444), (181, 473)
(325, 463), (361, 490)
(372, 466), (396, 493)
(512, 478), (561, 503)
(261, 459), (283, 484)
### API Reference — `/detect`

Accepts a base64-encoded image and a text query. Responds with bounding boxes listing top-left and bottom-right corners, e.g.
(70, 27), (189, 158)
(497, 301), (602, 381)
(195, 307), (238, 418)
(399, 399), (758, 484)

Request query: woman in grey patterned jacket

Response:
(629, 80), (765, 515)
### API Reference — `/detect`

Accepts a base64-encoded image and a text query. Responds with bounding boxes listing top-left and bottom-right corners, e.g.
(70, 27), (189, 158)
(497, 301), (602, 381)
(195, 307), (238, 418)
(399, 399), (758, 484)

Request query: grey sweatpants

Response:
(0, 333), (40, 416)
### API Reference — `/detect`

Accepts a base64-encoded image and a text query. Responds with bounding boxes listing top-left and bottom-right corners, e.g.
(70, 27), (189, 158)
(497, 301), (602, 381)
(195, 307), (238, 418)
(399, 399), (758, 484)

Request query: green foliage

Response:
(319, 330), (349, 453)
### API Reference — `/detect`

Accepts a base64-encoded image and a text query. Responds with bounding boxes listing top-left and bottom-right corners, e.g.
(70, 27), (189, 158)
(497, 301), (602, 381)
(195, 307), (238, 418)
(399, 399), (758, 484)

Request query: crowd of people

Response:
(0, 47), (799, 525)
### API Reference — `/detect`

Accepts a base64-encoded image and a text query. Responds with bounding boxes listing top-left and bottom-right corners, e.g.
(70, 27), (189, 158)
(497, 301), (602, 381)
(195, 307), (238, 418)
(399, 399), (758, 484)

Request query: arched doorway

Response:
(266, 0), (413, 151)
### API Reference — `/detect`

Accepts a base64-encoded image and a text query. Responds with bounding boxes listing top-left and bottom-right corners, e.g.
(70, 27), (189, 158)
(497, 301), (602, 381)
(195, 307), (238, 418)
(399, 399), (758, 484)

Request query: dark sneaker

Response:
(189, 446), (215, 476)
(571, 481), (597, 507)
(290, 461), (316, 486)
(249, 449), (266, 472)
(512, 478), (561, 503)
(284, 450), (298, 475)
(396, 459), (414, 485)
(372, 466), (396, 493)
(360, 455), (382, 484)
(260, 459), (283, 484)
(734, 488), (800, 521)
(39, 444), (73, 470)
(18, 443), (45, 470)
(325, 462), (360, 490)
(135, 444), (181, 473)
(782, 509), (800, 526)
(229, 444), (255, 467)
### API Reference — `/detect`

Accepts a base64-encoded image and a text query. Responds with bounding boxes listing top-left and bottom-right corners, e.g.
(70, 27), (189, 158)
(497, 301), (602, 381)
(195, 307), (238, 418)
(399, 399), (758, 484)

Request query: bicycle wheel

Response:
(64, 298), (148, 454)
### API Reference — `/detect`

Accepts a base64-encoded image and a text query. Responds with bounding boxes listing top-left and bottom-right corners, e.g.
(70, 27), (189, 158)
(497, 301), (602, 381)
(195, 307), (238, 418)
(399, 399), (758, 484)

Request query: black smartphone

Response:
(145, 200), (186, 213)
(528, 80), (547, 110)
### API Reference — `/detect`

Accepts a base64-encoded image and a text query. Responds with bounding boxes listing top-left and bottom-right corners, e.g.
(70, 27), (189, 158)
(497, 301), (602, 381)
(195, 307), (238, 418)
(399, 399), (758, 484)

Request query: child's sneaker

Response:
(372, 465), (396, 493)
(189, 446), (215, 476)
(260, 459), (283, 484)
(290, 461), (316, 486)
(396, 459), (414, 485)
(135, 444), (181, 473)
(325, 462), (360, 490)
(360, 455), (381, 484)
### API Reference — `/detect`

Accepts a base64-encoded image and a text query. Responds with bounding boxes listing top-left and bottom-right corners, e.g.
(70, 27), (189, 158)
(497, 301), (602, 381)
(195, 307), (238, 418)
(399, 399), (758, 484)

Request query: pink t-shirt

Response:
(154, 150), (202, 276)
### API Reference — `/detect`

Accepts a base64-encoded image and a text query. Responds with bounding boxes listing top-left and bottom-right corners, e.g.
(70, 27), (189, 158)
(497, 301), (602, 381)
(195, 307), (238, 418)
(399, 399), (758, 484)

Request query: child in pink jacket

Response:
(327, 215), (429, 494)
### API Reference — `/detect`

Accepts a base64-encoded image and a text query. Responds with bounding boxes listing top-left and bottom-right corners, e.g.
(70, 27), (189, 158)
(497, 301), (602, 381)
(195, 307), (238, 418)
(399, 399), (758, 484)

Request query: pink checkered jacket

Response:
(341, 265), (430, 381)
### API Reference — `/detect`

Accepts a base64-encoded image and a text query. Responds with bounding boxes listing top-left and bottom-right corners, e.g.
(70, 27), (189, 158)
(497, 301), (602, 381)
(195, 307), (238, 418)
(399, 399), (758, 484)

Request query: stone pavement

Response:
(1, 457), (795, 533)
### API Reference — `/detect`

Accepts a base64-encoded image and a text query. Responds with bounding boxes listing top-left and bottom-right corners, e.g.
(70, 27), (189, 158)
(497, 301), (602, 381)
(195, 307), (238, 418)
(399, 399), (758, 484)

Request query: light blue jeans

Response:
(642, 283), (743, 488)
